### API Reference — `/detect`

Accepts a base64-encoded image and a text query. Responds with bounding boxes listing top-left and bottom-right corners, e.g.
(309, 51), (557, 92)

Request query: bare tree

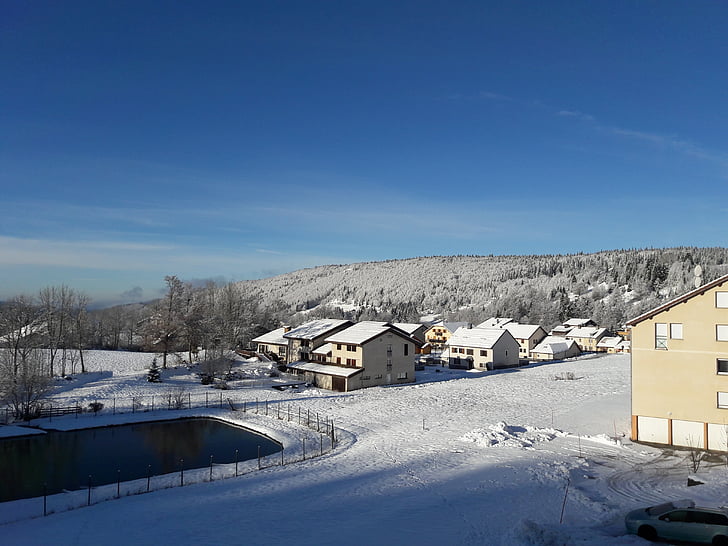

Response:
(0, 348), (52, 420)
(0, 295), (43, 377)
(144, 276), (187, 368)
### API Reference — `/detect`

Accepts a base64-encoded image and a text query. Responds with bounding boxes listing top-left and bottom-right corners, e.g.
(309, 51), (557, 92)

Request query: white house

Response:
(445, 327), (520, 370)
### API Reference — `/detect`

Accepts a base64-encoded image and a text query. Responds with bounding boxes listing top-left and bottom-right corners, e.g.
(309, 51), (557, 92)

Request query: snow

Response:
(2, 352), (726, 545)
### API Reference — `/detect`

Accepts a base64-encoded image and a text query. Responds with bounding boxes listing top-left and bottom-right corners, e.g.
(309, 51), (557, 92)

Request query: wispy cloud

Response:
(557, 110), (595, 122)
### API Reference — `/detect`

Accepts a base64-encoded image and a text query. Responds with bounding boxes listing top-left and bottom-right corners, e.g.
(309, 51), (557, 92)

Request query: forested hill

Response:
(238, 247), (728, 331)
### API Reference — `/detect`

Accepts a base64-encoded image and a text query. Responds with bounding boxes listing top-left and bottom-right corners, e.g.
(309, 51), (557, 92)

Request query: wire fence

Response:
(0, 394), (340, 524)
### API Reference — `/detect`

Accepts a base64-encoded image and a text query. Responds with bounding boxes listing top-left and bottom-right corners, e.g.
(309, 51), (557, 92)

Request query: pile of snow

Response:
(459, 421), (567, 449)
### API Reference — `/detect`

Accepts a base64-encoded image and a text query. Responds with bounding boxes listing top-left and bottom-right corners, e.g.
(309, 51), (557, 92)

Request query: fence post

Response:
(235, 449), (239, 476)
(256, 398), (259, 414)
(43, 483), (47, 516)
(258, 446), (261, 470)
(113, 398), (116, 415)
(209, 455), (214, 481)
(302, 438), (306, 460)
(288, 404), (291, 422)
(180, 459), (184, 486)
(205, 393), (208, 408)
(281, 447), (284, 466)
(87, 475), (92, 506)
(266, 399), (268, 416)
(147, 464), (151, 492)
(219, 393), (222, 408)
(49, 404), (52, 422)
(188, 393), (191, 409)
(117, 470), (121, 498)
(151, 395), (154, 412)
(320, 434), (323, 456)
(243, 401), (246, 413)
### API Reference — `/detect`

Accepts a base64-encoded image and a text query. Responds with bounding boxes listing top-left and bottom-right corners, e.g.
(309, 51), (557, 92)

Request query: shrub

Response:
(88, 401), (104, 413)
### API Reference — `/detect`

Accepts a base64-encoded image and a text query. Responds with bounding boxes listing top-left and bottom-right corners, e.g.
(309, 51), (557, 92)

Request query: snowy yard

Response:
(2, 352), (726, 545)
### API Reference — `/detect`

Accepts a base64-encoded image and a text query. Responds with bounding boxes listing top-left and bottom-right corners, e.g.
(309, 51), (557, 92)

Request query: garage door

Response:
(671, 420), (704, 448)
(637, 416), (668, 444)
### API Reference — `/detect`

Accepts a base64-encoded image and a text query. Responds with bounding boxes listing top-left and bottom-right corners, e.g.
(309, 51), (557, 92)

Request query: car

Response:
(625, 499), (728, 544)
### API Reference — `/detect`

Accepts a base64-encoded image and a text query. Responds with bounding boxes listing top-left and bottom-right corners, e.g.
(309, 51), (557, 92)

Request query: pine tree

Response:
(147, 358), (161, 382)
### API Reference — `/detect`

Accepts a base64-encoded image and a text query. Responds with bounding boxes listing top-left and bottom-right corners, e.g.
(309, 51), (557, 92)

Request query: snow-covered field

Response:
(2, 351), (726, 545)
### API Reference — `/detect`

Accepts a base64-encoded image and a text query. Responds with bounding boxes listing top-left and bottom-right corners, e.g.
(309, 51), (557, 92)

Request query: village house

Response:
(282, 319), (353, 364)
(565, 326), (608, 352)
(596, 335), (623, 353)
(627, 272), (728, 450)
(424, 321), (472, 349)
(530, 336), (581, 361)
(393, 322), (428, 353)
(477, 317), (514, 328)
(501, 323), (548, 362)
(251, 326), (290, 361)
(445, 327), (519, 370)
(287, 321), (418, 392)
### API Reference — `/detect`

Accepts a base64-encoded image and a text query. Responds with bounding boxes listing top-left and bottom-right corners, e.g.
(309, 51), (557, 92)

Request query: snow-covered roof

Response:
(427, 321), (471, 333)
(326, 321), (410, 346)
(532, 336), (578, 355)
(283, 319), (352, 340)
(287, 361), (363, 377)
(567, 327), (607, 339)
(564, 318), (594, 328)
(596, 336), (622, 349)
(312, 343), (332, 355)
(445, 327), (511, 350)
(477, 317), (514, 328)
(550, 325), (573, 335)
(617, 340), (631, 350)
(392, 322), (423, 335)
(502, 323), (544, 340)
(252, 327), (289, 346)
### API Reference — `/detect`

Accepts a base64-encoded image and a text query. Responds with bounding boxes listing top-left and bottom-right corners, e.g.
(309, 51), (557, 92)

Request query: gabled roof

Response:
(502, 323), (545, 340)
(627, 273), (728, 326)
(477, 317), (514, 328)
(252, 327), (289, 345)
(393, 322), (424, 335)
(445, 327), (513, 350)
(532, 336), (579, 355)
(597, 336), (622, 349)
(326, 321), (412, 346)
(566, 327), (607, 339)
(426, 321), (471, 333)
(287, 361), (363, 377)
(550, 325), (573, 335)
(564, 318), (595, 328)
(283, 319), (352, 340)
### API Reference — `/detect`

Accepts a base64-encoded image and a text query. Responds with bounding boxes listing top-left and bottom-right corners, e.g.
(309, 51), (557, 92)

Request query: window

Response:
(480, 350), (488, 357)
(397, 372), (408, 379)
(655, 323), (668, 349)
(717, 292), (728, 308)
(670, 323), (683, 339)
(347, 345), (356, 352)
(300, 340), (310, 347)
(466, 349), (474, 355)
(278, 346), (286, 355)
(259, 344), (267, 352)
(337, 344), (341, 350)
(718, 392), (728, 409)
(346, 358), (357, 366)
(404, 344), (409, 356)
(374, 374), (382, 379)
(718, 325), (728, 342)
(719, 359), (728, 374)
(361, 375), (370, 381)
(336, 357), (341, 364)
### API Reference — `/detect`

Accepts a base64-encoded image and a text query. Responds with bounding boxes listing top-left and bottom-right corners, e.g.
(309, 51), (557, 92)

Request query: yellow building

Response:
(424, 321), (471, 349)
(627, 273), (728, 450)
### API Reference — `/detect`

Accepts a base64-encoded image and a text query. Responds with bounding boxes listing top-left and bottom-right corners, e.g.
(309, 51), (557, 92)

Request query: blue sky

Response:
(1, 1), (726, 306)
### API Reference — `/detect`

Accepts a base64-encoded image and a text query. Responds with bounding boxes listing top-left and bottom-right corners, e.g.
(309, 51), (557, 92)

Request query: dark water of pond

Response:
(0, 418), (281, 502)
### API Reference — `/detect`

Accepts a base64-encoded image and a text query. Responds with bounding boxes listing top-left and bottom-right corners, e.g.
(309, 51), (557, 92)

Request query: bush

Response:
(88, 401), (104, 413)
(552, 372), (580, 381)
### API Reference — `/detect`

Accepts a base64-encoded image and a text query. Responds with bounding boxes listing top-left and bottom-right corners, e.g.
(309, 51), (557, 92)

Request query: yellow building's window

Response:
(717, 292), (728, 308)
(717, 359), (728, 375)
(670, 323), (683, 339)
(655, 323), (668, 349)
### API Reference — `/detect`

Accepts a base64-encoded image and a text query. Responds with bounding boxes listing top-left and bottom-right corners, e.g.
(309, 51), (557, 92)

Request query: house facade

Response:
(424, 321), (471, 349)
(251, 327), (290, 361)
(627, 273), (728, 450)
(287, 321), (417, 392)
(530, 336), (581, 361)
(565, 326), (607, 352)
(502, 323), (548, 361)
(283, 319), (353, 364)
(445, 327), (519, 370)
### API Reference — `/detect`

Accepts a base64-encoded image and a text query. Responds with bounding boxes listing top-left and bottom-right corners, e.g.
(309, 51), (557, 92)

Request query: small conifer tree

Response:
(147, 358), (162, 383)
